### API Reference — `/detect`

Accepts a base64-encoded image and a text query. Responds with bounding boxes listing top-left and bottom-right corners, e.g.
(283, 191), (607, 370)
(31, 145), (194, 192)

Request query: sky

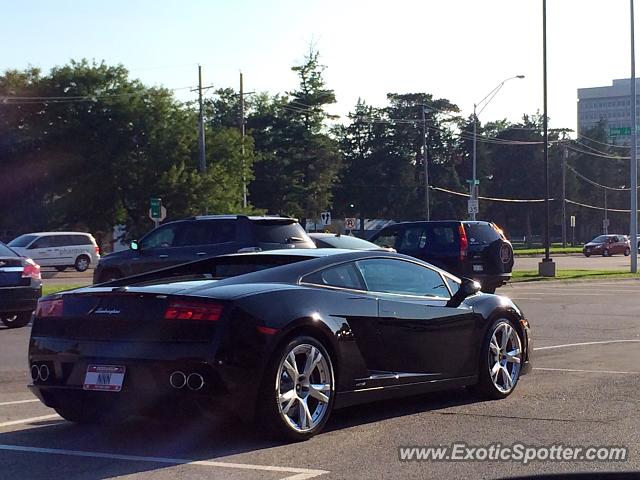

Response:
(2, 0), (638, 132)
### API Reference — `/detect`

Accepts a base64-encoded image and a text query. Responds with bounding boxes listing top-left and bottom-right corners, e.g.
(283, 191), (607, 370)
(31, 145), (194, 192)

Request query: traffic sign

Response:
(570, 215), (576, 227)
(344, 217), (357, 230)
(320, 211), (332, 226)
(467, 199), (479, 214)
(150, 198), (162, 219)
(148, 205), (167, 222)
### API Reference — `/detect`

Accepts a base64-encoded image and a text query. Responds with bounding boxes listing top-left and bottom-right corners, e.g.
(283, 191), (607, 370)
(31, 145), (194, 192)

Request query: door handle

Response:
(159, 254), (169, 259)
(196, 252), (206, 256)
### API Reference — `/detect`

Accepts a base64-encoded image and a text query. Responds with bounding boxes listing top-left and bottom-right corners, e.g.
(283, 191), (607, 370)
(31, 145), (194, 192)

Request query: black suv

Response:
(368, 221), (514, 293)
(93, 215), (315, 283)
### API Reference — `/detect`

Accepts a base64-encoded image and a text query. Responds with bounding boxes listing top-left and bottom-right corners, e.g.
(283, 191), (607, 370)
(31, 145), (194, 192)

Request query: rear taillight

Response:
(458, 225), (468, 261)
(95, 245), (100, 255)
(22, 259), (41, 280)
(35, 298), (64, 318)
(164, 301), (223, 321)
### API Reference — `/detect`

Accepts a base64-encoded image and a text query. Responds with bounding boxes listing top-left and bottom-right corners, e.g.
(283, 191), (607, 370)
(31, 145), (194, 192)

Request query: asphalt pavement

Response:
(1, 279), (639, 479)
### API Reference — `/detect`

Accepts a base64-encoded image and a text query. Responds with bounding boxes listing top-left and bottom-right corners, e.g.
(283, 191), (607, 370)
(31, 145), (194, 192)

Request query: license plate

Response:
(83, 365), (126, 392)
(473, 264), (484, 272)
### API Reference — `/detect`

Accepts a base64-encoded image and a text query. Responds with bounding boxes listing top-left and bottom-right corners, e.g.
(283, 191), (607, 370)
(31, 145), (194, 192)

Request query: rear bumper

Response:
(471, 273), (512, 289)
(28, 337), (263, 419)
(0, 285), (41, 313)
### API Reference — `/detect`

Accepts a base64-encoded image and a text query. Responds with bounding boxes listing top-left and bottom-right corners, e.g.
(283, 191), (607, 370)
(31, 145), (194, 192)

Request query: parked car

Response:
(93, 215), (315, 283)
(309, 232), (393, 250)
(368, 221), (513, 293)
(8, 232), (100, 272)
(583, 234), (630, 257)
(0, 242), (42, 328)
(29, 249), (530, 440)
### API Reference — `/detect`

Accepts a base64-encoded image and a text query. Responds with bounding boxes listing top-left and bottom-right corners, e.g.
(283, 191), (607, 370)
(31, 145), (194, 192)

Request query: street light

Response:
(471, 75), (525, 220)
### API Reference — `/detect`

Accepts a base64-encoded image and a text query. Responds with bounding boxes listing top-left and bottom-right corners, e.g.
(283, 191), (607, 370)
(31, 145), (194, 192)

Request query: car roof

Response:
(223, 248), (356, 258)
(188, 215), (298, 222)
(385, 220), (490, 226)
(16, 231), (93, 237)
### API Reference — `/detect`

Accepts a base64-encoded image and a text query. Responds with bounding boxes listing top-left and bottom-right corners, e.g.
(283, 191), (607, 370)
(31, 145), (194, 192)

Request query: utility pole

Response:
(562, 142), (567, 247)
(631, 0), (638, 273)
(239, 72), (247, 208)
(471, 104), (477, 221)
(422, 105), (430, 220)
(538, 0), (555, 277)
(198, 65), (206, 173)
(604, 190), (609, 235)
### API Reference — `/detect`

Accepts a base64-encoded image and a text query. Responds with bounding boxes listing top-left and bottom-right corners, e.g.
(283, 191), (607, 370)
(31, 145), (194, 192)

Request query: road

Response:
(1, 279), (639, 479)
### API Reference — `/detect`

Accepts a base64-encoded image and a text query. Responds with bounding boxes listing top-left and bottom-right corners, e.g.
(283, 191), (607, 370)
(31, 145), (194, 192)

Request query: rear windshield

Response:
(8, 234), (37, 248)
(318, 235), (375, 250)
(128, 254), (314, 285)
(251, 221), (311, 244)
(464, 223), (502, 245)
(0, 243), (18, 257)
(373, 224), (459, 251)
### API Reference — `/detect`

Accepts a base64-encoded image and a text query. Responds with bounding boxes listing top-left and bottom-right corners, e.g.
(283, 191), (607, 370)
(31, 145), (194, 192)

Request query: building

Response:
(577, 78), (640, 143)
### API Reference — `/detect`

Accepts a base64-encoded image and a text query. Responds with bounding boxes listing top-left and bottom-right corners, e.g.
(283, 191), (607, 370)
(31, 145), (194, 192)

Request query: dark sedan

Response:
(0, 241), (42, 328)
(29, 249), (531, 440)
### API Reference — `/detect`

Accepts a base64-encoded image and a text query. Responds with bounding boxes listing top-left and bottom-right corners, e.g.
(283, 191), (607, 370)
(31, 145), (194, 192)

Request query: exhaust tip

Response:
(169, 371), (187, 389)
(31, 365), (40, 381)
(39, 364), (50, 382)
(187, 373), (204, 391)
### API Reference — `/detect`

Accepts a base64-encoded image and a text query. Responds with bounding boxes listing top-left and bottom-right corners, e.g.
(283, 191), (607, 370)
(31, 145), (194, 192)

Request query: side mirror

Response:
(446, 277), (482, 308)
(130, 240), (141, 252)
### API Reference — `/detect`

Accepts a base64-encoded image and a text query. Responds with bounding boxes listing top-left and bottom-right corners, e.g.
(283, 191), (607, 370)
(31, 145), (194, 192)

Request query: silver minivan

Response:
(8, 232), (100, 272)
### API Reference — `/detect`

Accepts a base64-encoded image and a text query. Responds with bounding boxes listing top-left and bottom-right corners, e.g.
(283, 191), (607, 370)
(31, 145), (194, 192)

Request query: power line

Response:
(566, 144), (629, 160)
(565, 163), (631, 191)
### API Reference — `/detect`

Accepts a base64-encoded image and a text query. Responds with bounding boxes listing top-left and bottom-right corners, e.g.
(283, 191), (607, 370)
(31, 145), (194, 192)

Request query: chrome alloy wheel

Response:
(276, 343), (333, 433)
(488, 321), (522, 394)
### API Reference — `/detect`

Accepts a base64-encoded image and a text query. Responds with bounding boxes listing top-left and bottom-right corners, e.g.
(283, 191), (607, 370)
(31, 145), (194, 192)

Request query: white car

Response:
(8, 232), (100, 272)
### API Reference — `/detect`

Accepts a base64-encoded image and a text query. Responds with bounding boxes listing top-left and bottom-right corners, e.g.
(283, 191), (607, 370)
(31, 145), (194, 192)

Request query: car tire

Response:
(1, 312), (31, 329)
(624, 247), (631, 256)
(74, 255), (91, 272)
(602, 249), (611, 257)
(55, 266), (67, 272)
(257, 335), (335, 441)
(584, 251), (591, 257)
(482, 286), (497, 294)
(473, 318), (523, 400)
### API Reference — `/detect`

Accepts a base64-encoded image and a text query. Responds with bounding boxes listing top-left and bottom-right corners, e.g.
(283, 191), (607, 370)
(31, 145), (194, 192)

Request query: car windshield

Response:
(0, 243), (18, 257)
(7, 235), (37, 248)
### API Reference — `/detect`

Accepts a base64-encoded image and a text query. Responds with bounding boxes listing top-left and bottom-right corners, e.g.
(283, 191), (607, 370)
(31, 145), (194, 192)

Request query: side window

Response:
(398, 227), (427, 250)
(72, 235), (93, 246)
(141, 225), (179, 249)
(30, 236), (53, 249)
(52, 235), (73, 247)
(177, 222), (211, 247)
(444, 275), (461, 296)
(355, 258), (449, 298)
(210, 221), (235, 244)
(303, 263), (364, 290)
(372, 228), (400, 249)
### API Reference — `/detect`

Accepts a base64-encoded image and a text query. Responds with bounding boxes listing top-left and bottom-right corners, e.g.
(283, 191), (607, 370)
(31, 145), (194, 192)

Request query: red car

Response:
(583, 234), (630, 257)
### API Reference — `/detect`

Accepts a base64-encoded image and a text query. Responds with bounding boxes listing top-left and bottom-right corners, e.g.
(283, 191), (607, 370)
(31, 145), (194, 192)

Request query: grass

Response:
(513, 247), (584, 256)
(511, 269), (640, 283)
(43, 284), (84, 296)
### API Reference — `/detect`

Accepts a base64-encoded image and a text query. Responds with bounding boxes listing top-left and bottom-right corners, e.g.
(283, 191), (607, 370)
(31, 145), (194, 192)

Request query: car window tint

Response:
(70, 234), (92, 245)
(355, 258), (449, 298)
(209, 221), (235, 243)
(31, 236), (53, 249)
(141, 225), (179, 249)
(303, 263), (364, 290)
(8, 234), (37, 248)
(177, 222), (211, 246)
(50, 235), (71, 247)
(371, 228), (399, 249)
(251, 221), (310, 244)
(0, 243), (17, 257)
(398, 227), (427, 250)
(464, 223), (501, 245)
